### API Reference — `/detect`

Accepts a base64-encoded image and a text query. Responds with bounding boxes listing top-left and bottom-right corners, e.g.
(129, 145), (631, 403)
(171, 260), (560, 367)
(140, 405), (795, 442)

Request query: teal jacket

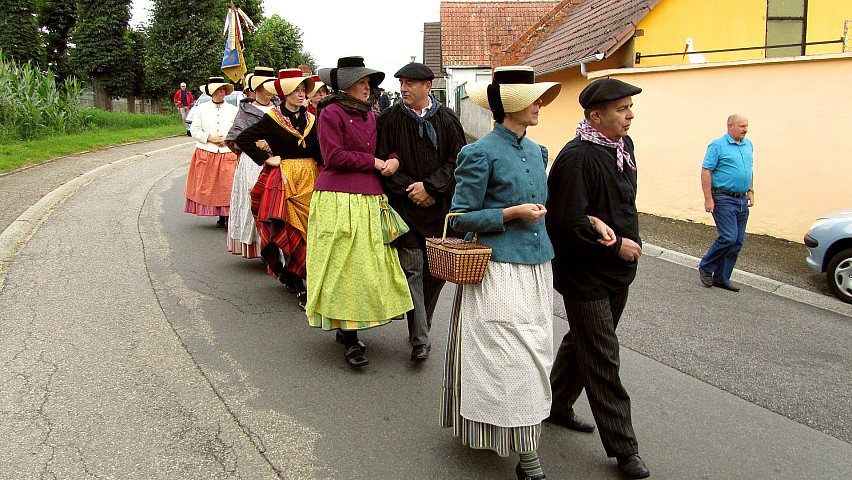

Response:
(449, 123), (554, 265)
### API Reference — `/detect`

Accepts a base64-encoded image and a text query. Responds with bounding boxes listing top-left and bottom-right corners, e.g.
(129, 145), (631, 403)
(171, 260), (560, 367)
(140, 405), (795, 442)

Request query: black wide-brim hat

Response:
(318, 56), (385, 92)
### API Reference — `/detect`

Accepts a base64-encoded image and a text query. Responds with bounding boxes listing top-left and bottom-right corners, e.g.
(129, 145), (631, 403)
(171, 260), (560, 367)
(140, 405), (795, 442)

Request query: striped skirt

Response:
(440, 261), (554, 457)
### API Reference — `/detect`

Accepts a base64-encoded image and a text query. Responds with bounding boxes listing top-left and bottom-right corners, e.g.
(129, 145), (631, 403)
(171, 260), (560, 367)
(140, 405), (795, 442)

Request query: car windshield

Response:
(192, 92), (244, 107)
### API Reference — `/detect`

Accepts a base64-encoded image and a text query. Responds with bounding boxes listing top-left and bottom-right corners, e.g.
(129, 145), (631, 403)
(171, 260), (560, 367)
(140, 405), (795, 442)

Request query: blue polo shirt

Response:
(702, 133), (753, 193)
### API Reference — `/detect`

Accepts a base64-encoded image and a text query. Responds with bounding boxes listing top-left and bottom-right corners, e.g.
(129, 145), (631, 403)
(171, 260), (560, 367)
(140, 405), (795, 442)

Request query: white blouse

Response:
(190, 101), (239, 153)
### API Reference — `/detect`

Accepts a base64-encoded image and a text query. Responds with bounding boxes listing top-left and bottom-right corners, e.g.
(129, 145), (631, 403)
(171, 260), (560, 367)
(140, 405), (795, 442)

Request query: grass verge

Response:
(0, 110), (186, 173)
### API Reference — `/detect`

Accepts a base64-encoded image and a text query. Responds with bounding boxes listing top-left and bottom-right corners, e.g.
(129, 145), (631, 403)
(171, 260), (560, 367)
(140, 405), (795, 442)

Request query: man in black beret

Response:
(544, 77), (651, 479)
(376, 63), (466, 361)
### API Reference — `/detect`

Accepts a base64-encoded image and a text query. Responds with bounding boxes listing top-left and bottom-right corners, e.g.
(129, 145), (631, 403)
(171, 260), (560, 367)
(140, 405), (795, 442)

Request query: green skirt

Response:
(305, 191), (413, 330)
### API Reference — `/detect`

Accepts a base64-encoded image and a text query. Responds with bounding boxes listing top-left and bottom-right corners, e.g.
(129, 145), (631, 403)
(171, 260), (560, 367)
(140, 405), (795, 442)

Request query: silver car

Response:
(804, 209), (852, 303)
(185, 91), (246, 133)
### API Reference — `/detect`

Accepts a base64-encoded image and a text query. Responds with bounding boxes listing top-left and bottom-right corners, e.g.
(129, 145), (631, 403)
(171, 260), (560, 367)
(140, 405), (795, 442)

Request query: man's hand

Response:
(618, 237), (642, 262)
(588, 215), (617, 247)
(406, 182), (430, 202)
(704, 197), (715, 213)
(747, 191), (754, 207)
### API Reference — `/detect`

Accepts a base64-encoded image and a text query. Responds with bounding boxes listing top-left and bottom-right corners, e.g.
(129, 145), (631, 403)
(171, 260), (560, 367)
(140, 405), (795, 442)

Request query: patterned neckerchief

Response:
(575, 119), (635, 173)
(269, 107), (315, 148)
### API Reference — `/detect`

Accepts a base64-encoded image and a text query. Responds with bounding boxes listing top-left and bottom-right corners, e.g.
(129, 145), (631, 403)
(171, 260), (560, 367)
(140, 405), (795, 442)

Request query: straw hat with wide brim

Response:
(249, 66), (276, 91)
(318, 56), (385, 92)
(202, 76), (234, 96)
(308, 75), (327, 98)
(467, 66), (561, 114)
(263, 68), (315, 97)
(242, 73), (254, 92)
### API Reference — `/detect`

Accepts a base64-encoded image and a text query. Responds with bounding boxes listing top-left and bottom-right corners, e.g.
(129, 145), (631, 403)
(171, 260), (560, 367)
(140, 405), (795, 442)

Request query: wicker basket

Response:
(426, 213), (492, 284)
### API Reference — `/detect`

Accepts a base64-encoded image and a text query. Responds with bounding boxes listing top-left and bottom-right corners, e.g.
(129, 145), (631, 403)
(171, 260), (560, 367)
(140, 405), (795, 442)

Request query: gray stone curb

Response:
(643, 243), (852, 318)
(0, 141), (194, 292)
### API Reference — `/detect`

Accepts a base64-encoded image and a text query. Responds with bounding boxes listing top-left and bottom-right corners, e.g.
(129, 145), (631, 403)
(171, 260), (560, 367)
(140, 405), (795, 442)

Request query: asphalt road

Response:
(1, 139), (850, 478)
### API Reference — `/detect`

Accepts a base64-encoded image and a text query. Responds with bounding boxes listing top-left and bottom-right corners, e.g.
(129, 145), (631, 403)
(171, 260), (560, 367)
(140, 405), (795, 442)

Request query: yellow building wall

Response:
(634, 0), (767, 67)
(806, 1), (852, 55)
(531, 54), (852, 242)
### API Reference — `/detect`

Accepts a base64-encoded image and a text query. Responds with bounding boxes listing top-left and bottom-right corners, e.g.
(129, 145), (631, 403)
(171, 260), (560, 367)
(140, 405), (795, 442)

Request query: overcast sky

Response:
(131, 0), (442, 91)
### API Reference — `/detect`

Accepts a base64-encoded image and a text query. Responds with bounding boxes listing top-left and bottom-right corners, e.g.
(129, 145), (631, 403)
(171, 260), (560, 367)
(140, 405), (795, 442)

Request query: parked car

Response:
(804, 209), (852, 303)
(184, 91), (246, 134)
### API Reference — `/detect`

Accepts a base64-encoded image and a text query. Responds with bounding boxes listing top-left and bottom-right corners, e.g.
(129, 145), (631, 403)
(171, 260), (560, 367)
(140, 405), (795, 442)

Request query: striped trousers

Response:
(549, 287), (639, 457)
(398, 247), (446, 347)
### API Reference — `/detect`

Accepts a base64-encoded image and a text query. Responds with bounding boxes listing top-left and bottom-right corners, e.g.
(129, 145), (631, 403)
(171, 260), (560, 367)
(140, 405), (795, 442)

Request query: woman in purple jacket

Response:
(307, 57), (413, 368)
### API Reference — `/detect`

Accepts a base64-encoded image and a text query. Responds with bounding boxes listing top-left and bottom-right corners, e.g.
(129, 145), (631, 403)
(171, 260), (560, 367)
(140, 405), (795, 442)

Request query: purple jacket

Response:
(315, 103), (384, 195)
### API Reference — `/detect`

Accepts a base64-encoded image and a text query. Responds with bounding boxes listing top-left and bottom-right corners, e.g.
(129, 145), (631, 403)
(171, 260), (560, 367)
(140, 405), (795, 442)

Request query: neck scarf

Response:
(269, 106), (315, 148)
(400, 96), (440, 149)
(318, 91), (372, 120)
(575, 119), (635, 173)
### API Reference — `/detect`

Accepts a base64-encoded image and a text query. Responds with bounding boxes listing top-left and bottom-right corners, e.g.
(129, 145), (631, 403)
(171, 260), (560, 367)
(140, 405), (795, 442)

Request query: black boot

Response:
(216, 215), (228, 228)
(295, 279), (307, 311)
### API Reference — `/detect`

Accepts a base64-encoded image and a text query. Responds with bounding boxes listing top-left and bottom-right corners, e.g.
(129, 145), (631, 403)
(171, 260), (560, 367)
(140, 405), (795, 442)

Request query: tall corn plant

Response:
(0, 50), (88, 141)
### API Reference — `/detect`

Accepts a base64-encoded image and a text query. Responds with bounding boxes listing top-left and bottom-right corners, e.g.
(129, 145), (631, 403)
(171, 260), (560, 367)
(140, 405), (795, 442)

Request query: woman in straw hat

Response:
(306, 74), (329, 116)
(440, 66), (604, 480)
(236, 69), (321, 309)
(224, 66), (279, 259)
(307, 56), (413, 368)
(185, 76), (239, 227)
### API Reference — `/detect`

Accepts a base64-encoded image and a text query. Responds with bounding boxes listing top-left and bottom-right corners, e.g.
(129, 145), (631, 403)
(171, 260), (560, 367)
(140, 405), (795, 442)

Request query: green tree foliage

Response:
(37, 0), (76, 79)
(145, 0), (222, 100)
(70, 0), (132, 108)
(244, 15), (315, 72)
(0, 1), (42, 66)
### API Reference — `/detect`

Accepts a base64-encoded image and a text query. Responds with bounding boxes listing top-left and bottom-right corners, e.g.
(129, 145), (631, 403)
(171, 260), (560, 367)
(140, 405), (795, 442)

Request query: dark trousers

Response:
(550, 288), (638, 457)
(398, 247), (445, 347)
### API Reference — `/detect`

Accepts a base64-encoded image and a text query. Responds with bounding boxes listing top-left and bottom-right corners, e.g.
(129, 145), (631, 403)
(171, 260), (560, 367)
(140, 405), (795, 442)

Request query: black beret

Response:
(579, 78), (642, 108)
(394, 62), (435, 81)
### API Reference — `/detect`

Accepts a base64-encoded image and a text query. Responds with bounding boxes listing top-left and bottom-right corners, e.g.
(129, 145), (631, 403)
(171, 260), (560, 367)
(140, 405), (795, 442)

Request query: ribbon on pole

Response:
(221, 5), (254, 83)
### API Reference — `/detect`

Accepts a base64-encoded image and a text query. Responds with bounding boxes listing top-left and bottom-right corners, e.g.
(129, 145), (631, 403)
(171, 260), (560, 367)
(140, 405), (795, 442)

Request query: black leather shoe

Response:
(714, 281), (740, 292)
(544, 412), (595, 433)
(216, 216), (228, 228)
(515, 462), (546, 479)
(698, 267), (713, 287)
(278, 271), (298, 294)
(296, 291), (307, 311)
(411, 345), (429, 361)
(344, 345), (368, 368)
(617, 454), (650, 479)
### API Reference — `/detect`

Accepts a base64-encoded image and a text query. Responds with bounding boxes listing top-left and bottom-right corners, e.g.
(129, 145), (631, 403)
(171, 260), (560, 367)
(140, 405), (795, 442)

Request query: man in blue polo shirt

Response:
(698, 114), (754, 291)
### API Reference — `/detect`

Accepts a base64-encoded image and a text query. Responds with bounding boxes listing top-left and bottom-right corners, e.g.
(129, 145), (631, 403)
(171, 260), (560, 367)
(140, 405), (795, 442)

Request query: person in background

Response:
(698, 114), (754, 292)
(224, 67), (278, 260)
(545, 78), (650, 479)
(185, 77), (238, 228)
(307, 75), (329, 116)
(306, 56), (412, 368)
(440, 66), (562, 480)
(174, 82), (194, 127)
(376, 62), (465, 361)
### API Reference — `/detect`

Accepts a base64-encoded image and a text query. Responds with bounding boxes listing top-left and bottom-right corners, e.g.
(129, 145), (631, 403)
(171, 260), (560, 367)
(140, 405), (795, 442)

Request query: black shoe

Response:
(515, 462), (546, 480)
(335, 330), (366, 350)
(617, 454), (650, 479)
(277, 271), (298, 294)
(344, 345), (369, 368)
(543, 412), (595, 433)
(714, 281), (740, 292)
(411, 345), (429, 361)
(296, 291), (307, 311)
(698, 267), (713, 287)
(216, 216), (228, 228)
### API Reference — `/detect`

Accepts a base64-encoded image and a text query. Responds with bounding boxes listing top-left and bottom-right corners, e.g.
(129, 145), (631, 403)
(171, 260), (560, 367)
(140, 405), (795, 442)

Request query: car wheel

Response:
(826, 247), (852, 304)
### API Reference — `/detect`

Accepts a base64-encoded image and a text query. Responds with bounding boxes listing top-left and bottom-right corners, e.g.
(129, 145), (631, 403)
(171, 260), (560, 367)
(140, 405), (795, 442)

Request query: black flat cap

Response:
(394, 62), (435, 81)
(579, 78), (642, 108)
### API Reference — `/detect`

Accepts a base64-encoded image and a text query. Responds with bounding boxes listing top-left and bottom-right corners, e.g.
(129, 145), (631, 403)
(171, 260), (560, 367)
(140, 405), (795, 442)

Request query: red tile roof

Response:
(441, 1), (560, 67)
(518, 0), (660, 73)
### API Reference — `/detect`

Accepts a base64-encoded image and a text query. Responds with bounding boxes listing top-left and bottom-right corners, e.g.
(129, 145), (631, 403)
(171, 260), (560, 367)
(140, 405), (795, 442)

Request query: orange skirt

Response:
(184, 148), (238, 211)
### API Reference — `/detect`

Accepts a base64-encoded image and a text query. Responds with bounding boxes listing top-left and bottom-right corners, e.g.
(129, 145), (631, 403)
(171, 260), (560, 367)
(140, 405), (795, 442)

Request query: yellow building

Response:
(466, 0), (852, 241)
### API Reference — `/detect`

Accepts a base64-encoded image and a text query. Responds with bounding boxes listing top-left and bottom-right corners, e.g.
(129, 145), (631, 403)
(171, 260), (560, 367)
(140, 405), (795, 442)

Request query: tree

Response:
(145, 0), (222, 106)
(124, 28), (147, 113)
(0, 0), (42, 66)
(37, 0), (76, 79)
(244, 15), (315, 73)
(70, 0), (132, 110)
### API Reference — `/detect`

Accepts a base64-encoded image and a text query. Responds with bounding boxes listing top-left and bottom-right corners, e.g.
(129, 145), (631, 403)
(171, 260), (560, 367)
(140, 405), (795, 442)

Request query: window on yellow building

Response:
(766, 0), (807, 57)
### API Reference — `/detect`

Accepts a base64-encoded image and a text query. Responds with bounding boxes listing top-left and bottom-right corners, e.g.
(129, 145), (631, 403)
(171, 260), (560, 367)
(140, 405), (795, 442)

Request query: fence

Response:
(79, 93), (163, 114)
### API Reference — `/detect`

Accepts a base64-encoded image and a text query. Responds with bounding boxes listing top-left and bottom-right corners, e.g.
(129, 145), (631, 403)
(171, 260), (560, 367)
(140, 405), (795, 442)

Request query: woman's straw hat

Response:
(202, 76), (234, 96)
(263, 68), (315, 97)
(318, 56), (385, 92)
(308, 75), (327, 97)
(249, 66), (276, 91)
(467, 66), (560, 114)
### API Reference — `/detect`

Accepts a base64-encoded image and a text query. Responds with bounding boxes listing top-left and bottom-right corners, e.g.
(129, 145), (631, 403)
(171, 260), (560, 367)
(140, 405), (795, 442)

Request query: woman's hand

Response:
(264, 156), (281, 167)
(207, 135), (225, 147)
(256, 140), (272, 154)
(503, 203), (546, 223)
(374, 157), (386, 171)
(587, 215), (617, 247)
(381, 157), (399, 176)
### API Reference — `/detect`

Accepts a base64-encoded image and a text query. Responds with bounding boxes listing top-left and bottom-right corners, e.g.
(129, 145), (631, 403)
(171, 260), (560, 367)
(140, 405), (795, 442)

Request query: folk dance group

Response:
(183, 56), (651, 479)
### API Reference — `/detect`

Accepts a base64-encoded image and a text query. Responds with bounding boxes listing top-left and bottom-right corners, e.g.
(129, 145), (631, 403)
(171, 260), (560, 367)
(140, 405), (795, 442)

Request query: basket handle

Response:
(442, 212), (477, 242)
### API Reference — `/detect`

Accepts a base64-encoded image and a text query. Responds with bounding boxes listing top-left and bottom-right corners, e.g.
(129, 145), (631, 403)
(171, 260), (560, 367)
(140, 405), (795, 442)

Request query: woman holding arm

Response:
(306, 56), (413, 368)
